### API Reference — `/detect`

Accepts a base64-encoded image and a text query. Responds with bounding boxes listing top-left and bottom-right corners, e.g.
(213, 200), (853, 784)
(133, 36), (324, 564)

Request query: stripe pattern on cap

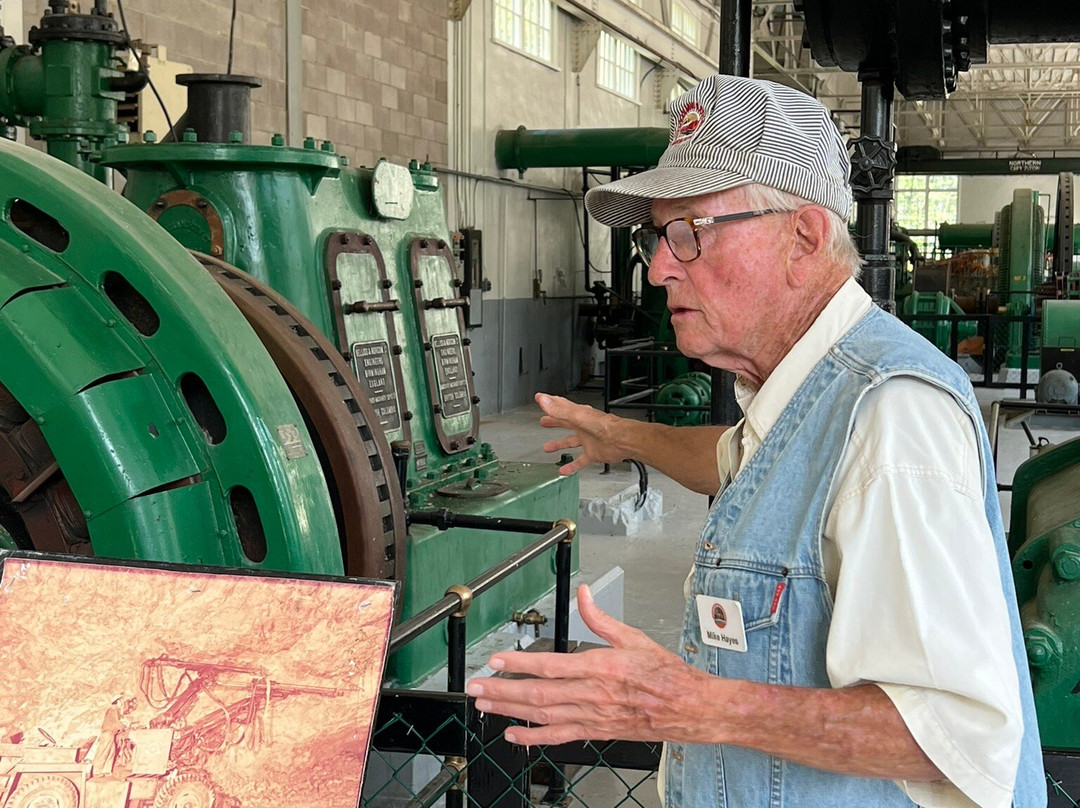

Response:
(585, 75), (853, 227)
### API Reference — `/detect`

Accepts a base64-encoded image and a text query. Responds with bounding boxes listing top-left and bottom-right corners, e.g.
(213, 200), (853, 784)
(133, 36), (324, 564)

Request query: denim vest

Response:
(665, 307), (1045, 808)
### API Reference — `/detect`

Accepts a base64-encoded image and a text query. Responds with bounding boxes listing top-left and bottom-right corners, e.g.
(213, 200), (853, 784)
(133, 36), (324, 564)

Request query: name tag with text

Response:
(695, 595), (747, 653)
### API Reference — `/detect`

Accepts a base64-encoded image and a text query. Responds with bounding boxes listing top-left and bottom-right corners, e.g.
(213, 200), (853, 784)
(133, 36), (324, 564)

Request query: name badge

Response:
(695, 595), (747, 653)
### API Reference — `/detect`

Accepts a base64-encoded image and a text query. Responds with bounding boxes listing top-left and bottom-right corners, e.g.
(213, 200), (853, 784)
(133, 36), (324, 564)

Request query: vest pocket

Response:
(692, 562), (788, 631)
(687, 562), (789, 686)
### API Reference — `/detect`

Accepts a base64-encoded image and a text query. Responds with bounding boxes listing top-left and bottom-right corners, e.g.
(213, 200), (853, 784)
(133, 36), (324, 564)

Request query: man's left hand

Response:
(465, 585), (719, 746)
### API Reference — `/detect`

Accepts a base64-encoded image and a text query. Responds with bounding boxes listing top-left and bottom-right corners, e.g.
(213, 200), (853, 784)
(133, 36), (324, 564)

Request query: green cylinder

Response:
(938, 223), (994, 250)
(937, 221), (1080, 252)
(494, 126), (668, 172)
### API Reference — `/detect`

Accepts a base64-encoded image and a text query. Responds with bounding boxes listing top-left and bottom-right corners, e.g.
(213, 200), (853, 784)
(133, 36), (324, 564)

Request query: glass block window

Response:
(670, 2), (700, 47)
(493, 0), (553, 62)
(895, 175), (960, 255)
(597, 31), (637, 101)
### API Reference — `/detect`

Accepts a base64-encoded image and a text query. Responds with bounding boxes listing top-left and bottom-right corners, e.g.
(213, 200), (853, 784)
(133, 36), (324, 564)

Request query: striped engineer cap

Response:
(584, 74), (852, 227)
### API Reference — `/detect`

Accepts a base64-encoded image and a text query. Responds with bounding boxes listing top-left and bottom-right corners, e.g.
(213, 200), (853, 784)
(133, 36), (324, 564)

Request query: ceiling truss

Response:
(748, 3), (1080, 156)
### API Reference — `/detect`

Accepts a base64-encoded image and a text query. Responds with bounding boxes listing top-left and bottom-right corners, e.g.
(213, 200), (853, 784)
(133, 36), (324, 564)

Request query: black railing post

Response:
(542, 520), (577, 804)
(554, 520), (576, 654)
(445, 584), (473, 808)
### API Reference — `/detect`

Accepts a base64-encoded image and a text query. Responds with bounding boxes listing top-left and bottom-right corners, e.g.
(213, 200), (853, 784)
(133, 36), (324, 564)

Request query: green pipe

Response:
(938, 223), (994, 250)
(937, 222), (1080, 252)
(494, 125), (667, 172)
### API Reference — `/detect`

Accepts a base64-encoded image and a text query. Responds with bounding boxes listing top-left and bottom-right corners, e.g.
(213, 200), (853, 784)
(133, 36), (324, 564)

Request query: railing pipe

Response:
(389, 521), (574, 654)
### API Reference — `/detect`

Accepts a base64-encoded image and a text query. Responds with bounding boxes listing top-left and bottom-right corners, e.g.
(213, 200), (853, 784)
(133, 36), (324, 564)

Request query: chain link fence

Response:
(362, 690), (661, 808)
(363, 690), (1080, 808)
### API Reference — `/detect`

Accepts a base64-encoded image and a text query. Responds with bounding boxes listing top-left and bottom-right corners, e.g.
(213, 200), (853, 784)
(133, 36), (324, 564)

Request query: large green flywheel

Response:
(0, 137), (343, 574)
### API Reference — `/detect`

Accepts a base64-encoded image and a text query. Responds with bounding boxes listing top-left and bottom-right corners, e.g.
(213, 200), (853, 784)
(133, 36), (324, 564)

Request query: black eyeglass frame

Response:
(632, 208), (783, 265)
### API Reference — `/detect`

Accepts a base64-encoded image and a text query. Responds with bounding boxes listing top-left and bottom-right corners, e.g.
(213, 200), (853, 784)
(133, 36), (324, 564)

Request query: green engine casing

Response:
(102, 139), (579, 685)
(1010, 437), (1080, 748)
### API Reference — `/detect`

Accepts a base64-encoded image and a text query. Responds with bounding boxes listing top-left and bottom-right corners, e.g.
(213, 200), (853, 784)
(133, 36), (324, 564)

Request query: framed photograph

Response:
(0, 551), (397, 808)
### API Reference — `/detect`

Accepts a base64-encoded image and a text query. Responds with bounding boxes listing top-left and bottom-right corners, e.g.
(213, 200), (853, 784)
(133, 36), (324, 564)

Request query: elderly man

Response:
(466, 76), (1044, 808)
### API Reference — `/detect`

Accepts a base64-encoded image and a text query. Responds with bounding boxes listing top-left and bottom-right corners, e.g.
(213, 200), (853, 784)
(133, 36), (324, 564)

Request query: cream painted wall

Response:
(444, 0), (683, 408)
(957, 175), (1060, 224)
(1, 0), (21, 42)
(447, 0), (676, 300)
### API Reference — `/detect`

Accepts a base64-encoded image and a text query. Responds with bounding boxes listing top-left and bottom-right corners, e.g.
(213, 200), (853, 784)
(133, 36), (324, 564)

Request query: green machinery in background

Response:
(0, 7), (577, 687)
(905, 176), (1080, 403)
(1010, 437), (1080, 750)
(996, 188), (1048, 372)
(496, 126), (709, 420)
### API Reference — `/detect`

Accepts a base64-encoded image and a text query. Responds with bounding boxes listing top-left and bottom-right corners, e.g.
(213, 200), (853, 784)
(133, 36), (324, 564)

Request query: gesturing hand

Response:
(466, 585), (720, 746)
(536, 393), (628, 476)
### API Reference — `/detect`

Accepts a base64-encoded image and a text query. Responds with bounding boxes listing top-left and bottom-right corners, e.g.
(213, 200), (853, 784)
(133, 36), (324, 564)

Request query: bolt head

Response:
(1025, 629), (1059, 667)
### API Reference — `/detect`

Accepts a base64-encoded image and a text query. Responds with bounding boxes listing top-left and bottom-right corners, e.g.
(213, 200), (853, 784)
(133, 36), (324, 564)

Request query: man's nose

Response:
(646, 238), (682, 287)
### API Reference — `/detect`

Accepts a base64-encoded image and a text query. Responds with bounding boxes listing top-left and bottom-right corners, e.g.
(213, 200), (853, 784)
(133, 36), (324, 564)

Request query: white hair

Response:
(740, 184), (863, 279)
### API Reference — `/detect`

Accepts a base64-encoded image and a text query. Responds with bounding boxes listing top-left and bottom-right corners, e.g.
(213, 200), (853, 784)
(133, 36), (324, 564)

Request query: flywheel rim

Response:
(193, 251), (407, 585)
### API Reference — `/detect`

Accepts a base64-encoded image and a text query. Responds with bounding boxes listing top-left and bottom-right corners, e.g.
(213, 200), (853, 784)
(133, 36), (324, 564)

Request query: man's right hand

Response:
(536, 393), (627, 475)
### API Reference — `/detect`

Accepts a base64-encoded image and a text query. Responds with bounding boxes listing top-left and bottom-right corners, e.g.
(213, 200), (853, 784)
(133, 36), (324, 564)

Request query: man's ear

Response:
(786, 206), (831, 285)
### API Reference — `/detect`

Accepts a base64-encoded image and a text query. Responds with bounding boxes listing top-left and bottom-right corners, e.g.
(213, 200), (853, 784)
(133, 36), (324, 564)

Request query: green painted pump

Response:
(103, 129), (580, 683)
(1, 41), (578, 685)
(0, 0), (141, 182)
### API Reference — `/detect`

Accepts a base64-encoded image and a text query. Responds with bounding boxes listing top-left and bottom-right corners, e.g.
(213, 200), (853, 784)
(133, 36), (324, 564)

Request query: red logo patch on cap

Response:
(671, 102), (705, 145)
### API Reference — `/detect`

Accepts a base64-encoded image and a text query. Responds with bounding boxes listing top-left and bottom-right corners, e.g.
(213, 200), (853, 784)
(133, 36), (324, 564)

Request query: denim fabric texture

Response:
(665, 306), (1044, 808)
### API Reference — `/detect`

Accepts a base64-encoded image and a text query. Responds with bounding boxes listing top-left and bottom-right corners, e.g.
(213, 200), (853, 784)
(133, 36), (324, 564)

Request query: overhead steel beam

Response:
(896, 154), (1080, 175)
(555, 0), (717, 79)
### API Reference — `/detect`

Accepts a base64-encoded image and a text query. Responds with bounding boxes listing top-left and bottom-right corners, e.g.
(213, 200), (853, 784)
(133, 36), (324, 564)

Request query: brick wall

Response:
(22, 0), (448, 166)
(303, 0), (447, 167)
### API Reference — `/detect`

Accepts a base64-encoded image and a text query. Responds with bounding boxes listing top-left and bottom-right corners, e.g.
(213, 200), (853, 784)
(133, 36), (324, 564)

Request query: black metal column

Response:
(709, 0), (753, 427)
(852, 79), (897, 313)
(718, 0), (752, 76)
(583, 168), (591, 291)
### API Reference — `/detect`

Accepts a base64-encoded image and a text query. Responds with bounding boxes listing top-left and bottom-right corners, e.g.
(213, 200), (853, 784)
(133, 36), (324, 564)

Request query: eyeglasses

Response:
(631, 209), (782, 266)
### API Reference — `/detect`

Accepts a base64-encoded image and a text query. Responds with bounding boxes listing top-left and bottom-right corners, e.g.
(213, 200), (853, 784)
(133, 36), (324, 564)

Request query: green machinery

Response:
(0, 9), (577, 687)
(0, 0), (139, 181)
(997, 188), (1048, 371)
(496, 126), (709, 419)
(906, 176), (1080, 399)
(1010, 437), (1080, 749)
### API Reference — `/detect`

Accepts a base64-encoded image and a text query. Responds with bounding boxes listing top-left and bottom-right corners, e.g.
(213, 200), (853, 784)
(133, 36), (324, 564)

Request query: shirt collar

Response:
(735, 277), (873, 440)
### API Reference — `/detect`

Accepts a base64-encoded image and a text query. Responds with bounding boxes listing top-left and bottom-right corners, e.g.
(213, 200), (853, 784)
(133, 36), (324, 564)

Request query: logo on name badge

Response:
(711, 603), (727, 629)
(671, 102), (705, 145)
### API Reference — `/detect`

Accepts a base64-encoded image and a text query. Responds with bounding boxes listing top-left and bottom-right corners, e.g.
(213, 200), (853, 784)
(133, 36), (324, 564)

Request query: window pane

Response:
(670, 1), (699, 46)
(927, 174), (958, 190)
(927, 191), (957, 226)
(896, 192), (927, 230)
(495, 0), (551, 59)
(896, 174), (927, 192)
(597, 31), (636, 100)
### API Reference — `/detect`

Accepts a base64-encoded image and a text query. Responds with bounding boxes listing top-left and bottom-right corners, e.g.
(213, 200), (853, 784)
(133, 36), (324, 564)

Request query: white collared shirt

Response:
(715, 278), (1022, 808)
